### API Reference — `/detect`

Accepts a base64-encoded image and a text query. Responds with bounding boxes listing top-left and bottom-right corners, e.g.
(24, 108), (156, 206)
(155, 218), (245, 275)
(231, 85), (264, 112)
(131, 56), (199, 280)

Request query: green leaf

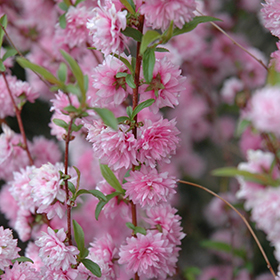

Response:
(117, 116), (130, 123)
(76, 189), (107, 201)
(60, 50), (86, 103)
(59, 13), (67, 29)
(95, 192), (120, 220)
(212, 167), (280, 187)
(71, 123), (83, 132)
(173, 16), (222, 37)
(16, 57), (63, 86)
(131, 99), (155, 119)
(63, 105), (78, 113)
(122, 27), (142, 42)
(126, 74), (136, 89)
(120, 0), (135, 14)
(58, 2), (69, 11)
(53, 118), (68, 129)
(57, 62), (67, 82)
(84, 74), (88, 92)
(74, 0), (86, 6)
(126, 106), (133, 119)
(100, 164), (124, 193)
(143, 47), (155, 83)
(2, 48), (17, 61)
(0, 14), (8, 47)
(81, 259), (101, 278)
(73, 220), (85, 255)
(155, 47), (169, 53)
(65, 84), (80, 95)
(116, 72), (128, 78)
(235, 119), (251, 137)
(134, 226), (147, 235)
(126, 222), (135, 230)
(114, 54), (134, 74)
(183, 266), (201, 280)
(140, 30), (161, 55)
(162, 20), (173, 44)
(267, 61), (280, 86)
(68, 181), (76, 194)
(0, 60), (5, 72)
(12, 257), (34, 264)
(93, 107), (118, 131)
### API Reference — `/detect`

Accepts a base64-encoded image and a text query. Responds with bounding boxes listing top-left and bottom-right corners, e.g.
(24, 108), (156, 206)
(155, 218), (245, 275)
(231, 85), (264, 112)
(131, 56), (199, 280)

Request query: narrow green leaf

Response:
(116, 72), (128, 78)
(74, 0), (86, 6)
(125, 74), (136, 89)
(235, 119), (251, 137)
(126, 106), (133, 119)
(57, 62), (67, 82)
(81, 259), (101, 278)
(80, 248), (89, 259)
(119, 0), (135, 14)
(126, 222), (135, 230)
(68, 182), (76, 194)
(59, 13), (67, 29)
(155, 47), (169, 53)
(58, 2), (69, 11)
(173, 16), (222, 37)
(143, 48), (155, 83)
(84, 74), (88, 92)
(93, 107), (118, 131)
(65, 84), (81, 96)
(0, 60), (5, 72)
(117, 116), (130, 123)
(53, 118), (68, 129)
(0, 14), (8, 47)
(212, 167), (280, 187)
(73, 220), (85, 254)
(131, 99), (155, 119)
(95, 200), (107, 220)
(100, 164), (124, 193)
(267, 61), (280, 86)
(60, 50), (86, 102)
(122, 27), (142, 42)
(114, 54), (134, 74)
(76, 189), (107, 201)
(71, 123), (83, 132)
(134, 226), (147, 235)
(162, 20), (173, 44)
(140, 30), (161, 55)
(12, 257), (34, 264)
(63, 105), (78, 113)
(16, 57), (63, 86)
(2, 48), (17, 61)
(127, 0), (136, 11)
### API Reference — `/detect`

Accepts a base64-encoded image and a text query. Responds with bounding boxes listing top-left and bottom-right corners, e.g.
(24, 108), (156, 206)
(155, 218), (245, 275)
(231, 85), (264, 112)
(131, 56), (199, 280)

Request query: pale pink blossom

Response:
(87, 0), (127, 55)
(123, 166), (177, 208)
(91, 55), (132, 107)
(1, 261), (41, 280)
(29, 162), (66, 219)
(35, 227), (79, 271)
(0, 226), (20, 270)
(140, 57), (186, 113)
(246, 86), (280, 136)
(118, 231), (176, 278)
(271, 41), (280, 72)
(221, 77), (244, 104)
(14, 210), (33, 242)
(25, 242), (44, 271)
(145, 204), (186, 246)
(50, 90), (80, 114)
(137, 118), (180, 168)
(140, 0), (196, 30)
(261, 0), (280, 38)
(86, 123), (138, 171)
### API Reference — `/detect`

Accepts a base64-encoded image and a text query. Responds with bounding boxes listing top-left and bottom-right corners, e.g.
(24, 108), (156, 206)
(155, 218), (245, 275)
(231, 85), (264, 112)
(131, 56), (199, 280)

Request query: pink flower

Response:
(87, 0), (127, 55)
(137, 118), (180, 168)
(0, 227), (20, 270)
(145, 204), (186, 245)
(140, 57), (186, 113)
(261, 0), (280, 38)
(1, 261), (41, 280)
(91, 55), (132, 107)
(86, 123), (138, 171)
(35, 227), (79, 271)
(29, 162), (66, 219)
(246, 86), (280, 136)
(50, 90), (80, 114)
(140, 0), (196, 30)
(118, 231), (175, 278)
(221, 77), (244, 104)
(123, 166), (177, 208)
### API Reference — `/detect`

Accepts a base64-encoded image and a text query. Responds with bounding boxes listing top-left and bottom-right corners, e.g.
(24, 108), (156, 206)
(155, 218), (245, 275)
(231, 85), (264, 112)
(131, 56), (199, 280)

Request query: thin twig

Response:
(196, 9), (268, 71)
(178, 179), (276, 279)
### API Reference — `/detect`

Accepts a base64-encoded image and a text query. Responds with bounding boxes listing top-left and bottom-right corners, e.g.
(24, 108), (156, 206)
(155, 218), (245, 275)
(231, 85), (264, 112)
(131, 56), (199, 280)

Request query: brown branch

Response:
(2, 72), (34, 165)
(178, 179), (276, 279)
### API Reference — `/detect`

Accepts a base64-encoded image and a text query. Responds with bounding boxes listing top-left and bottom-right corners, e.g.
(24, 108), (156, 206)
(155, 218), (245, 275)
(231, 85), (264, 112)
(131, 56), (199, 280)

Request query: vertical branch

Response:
(64, 117), (74, 245)
(2, 72), (34, 165)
